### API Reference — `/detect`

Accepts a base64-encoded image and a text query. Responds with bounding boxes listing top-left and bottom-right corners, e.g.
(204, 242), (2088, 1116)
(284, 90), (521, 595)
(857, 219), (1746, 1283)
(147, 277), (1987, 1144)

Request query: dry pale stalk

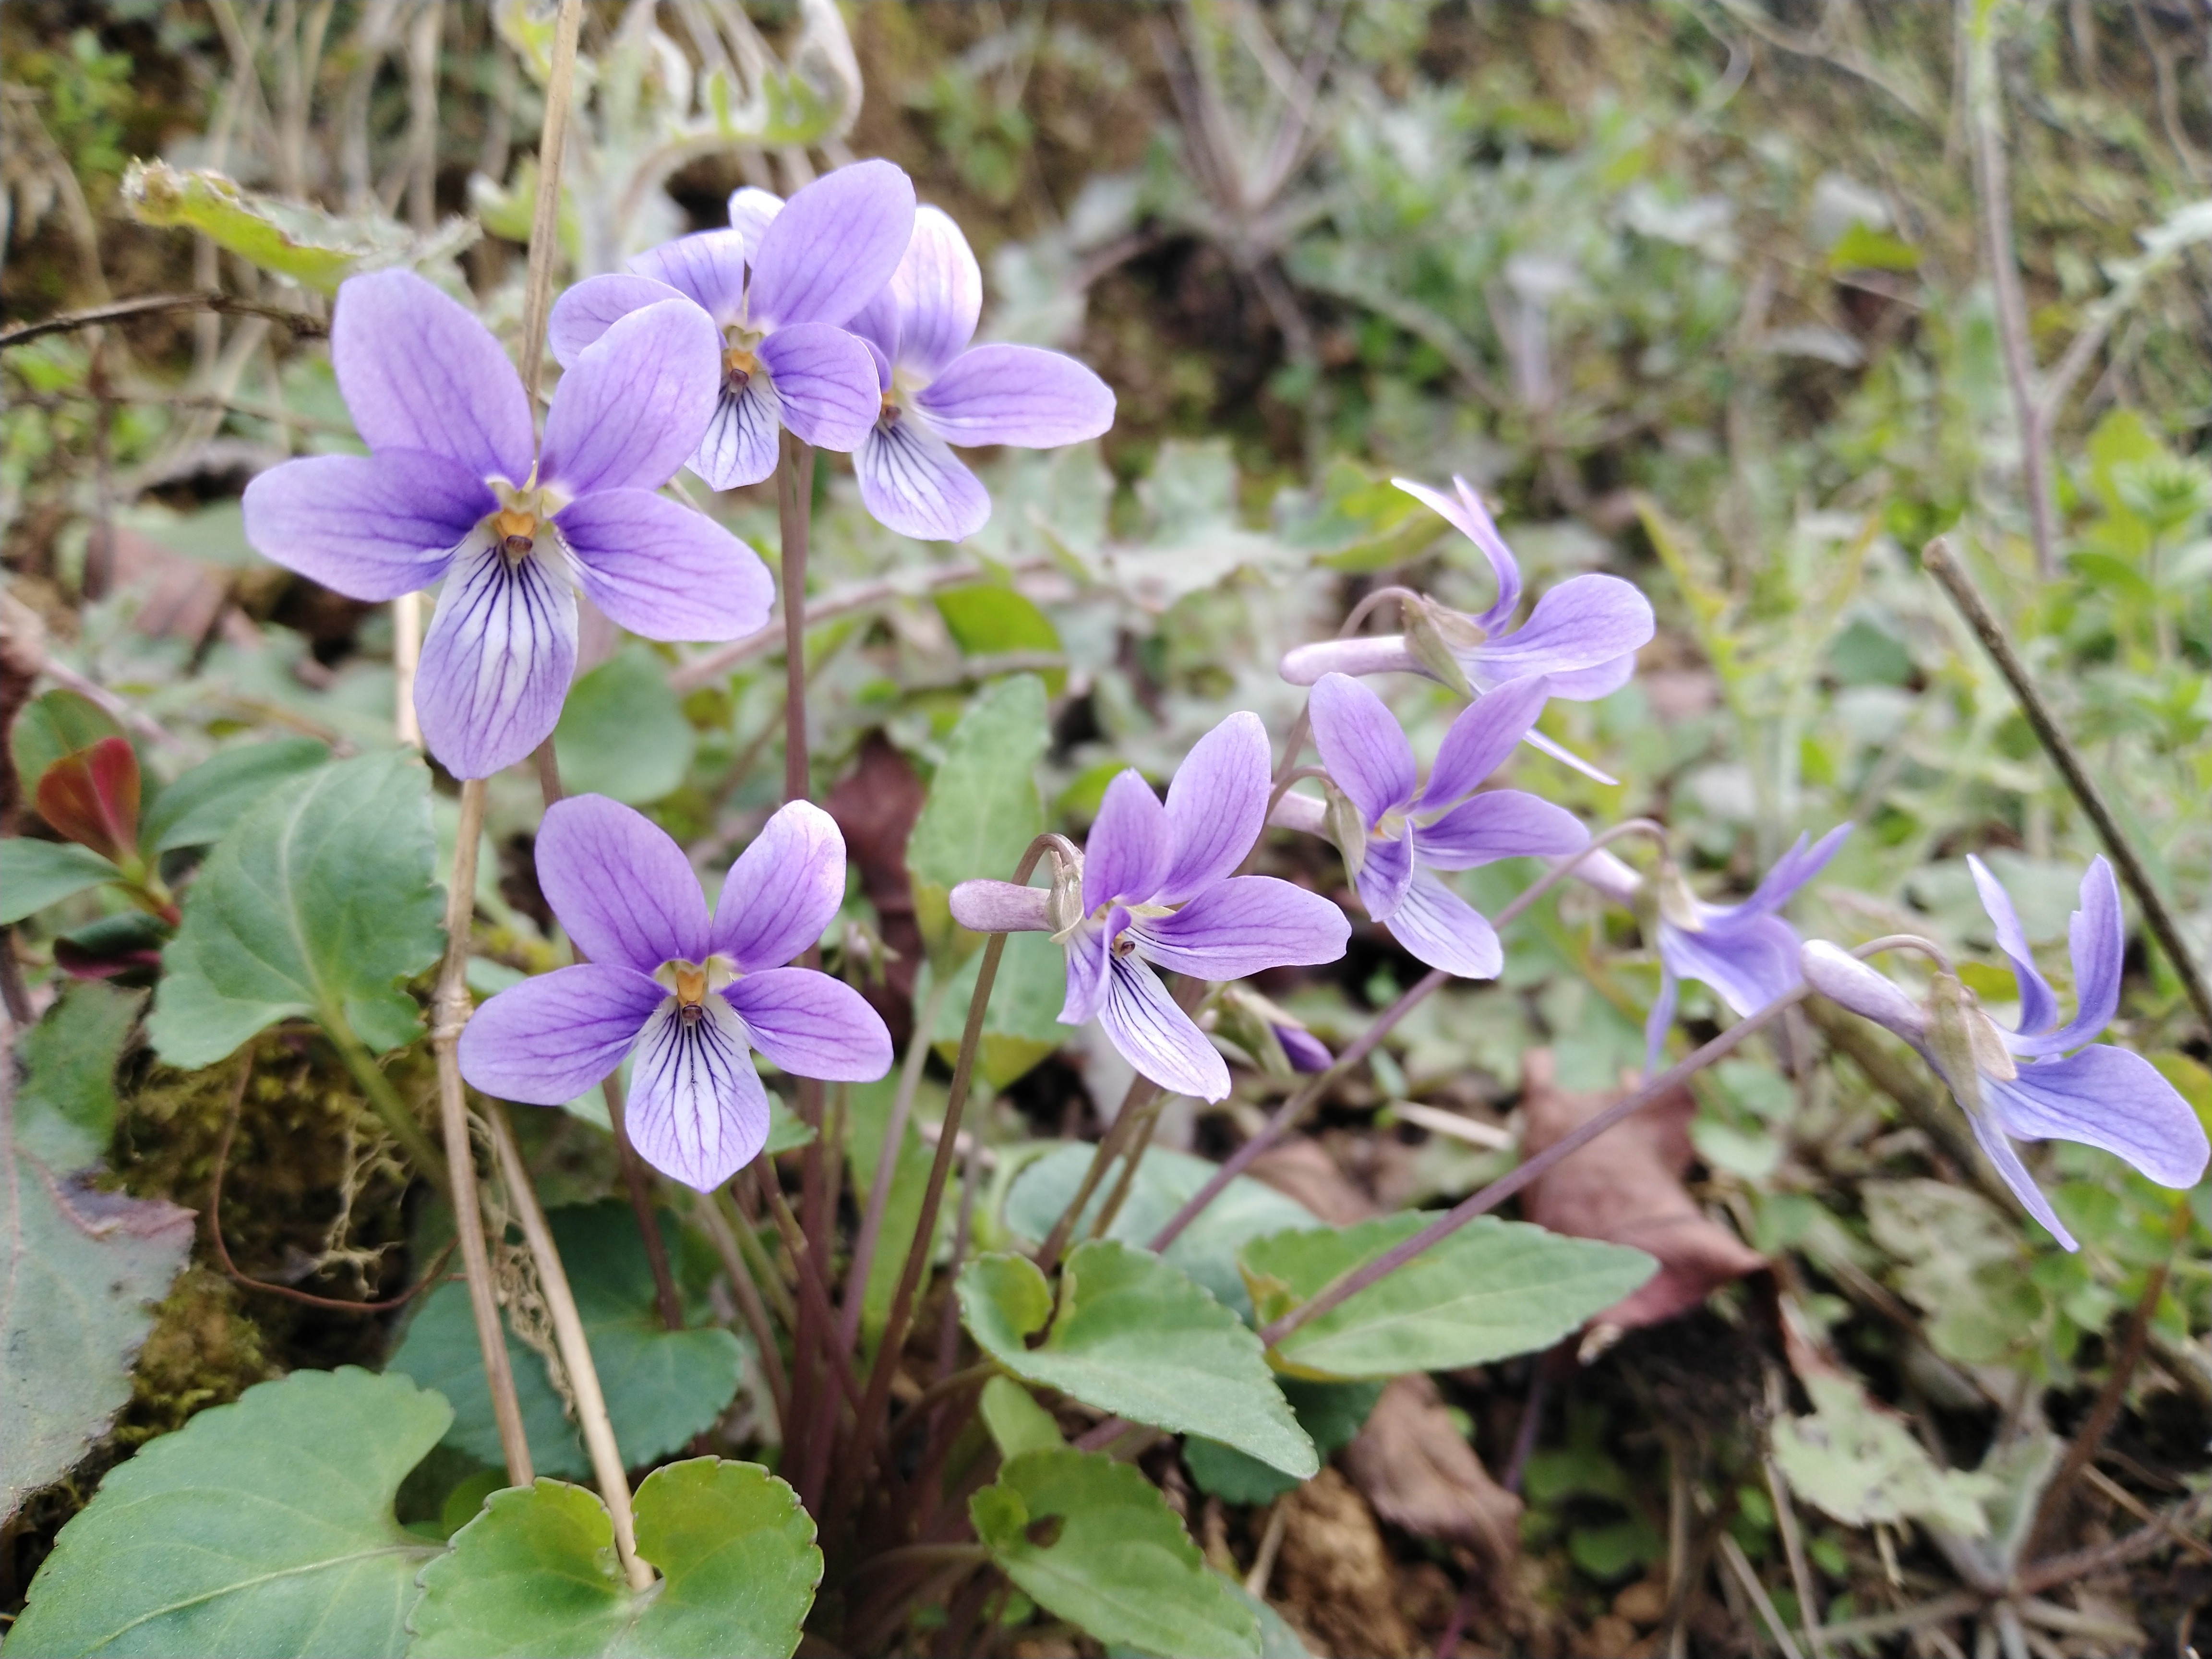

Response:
(489, 1102), (654, 1590)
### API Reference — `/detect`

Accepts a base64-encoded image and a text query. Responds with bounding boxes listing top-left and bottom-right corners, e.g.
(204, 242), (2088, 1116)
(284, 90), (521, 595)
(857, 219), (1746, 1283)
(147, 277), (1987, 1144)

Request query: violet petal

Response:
(1130, 876), (1350, 980)
(1728, 825), (1851, 922)
(1308, 672), (1417, 824)
(1393, 476), (1521, 628)
(747, 159), (915, 329)
(413, 539), (577, 780)
(549, 273), (686, 367)
(535, 793), (711, 974)
(1099, 952), (1231, 1101)
(559, 488), (773, 643)
(2004, 857), (2123, 1058)
(457, 962), (662, 1104)
(1158, 710), (1270, 906)
(1643, 969), (1680, 1074)
(1083, 771), (1174, 912)
(1381, 869), (1502, 981)
(757, 321), (882, 452)
(1960, 1106), (2079, 1250)
(949, 879), (1054, 934)
(711, 800), (846, 972)
(725, 187), (782, 262)
(728, 968), (893, 1082)
(693, 378), (784, 491)
(1060, 914), (1118, 1025)
(539, 299), (721, 497)
(1414, 790), (1588, 870)
(1470, 574), (1654, 689)
(333, 268), (533, 481)
(855, 416), (990, 541)
(1988, 1045), (2210, 1190)
(891, 204), (982, 379)
(241, 450), (483, 601)
(626, 993), (769, 1190)
(1354, 833), (1416, 922)
(1799, 940), (1927, 1045)
(1659, 912), (1803, 1019)
(1419, 675), (1551, 810)
(628, 228), (750, 326)
(916, 345), (1115, 448)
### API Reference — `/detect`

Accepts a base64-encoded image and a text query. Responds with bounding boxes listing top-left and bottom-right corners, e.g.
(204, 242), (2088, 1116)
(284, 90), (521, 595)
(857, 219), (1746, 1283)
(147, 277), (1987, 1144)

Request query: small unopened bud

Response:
(1322, 781), (1369, 878)
(1402, 595), (1481, 697)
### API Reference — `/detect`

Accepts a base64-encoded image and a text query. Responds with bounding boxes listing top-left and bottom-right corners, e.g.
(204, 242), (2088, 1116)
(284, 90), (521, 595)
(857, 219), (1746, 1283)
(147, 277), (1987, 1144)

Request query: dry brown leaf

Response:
(1273, 1466), (1421, 1659)
(1247, 1137), (1376, 1224)
(1344, 1375), (1522, 1566)
(1519, 1048), (1767, 1330)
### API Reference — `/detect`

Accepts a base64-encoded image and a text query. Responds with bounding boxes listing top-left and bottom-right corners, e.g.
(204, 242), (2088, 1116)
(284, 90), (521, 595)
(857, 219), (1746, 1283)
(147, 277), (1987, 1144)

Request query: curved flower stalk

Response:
(845, 205), (1116, 541)
(1638, 825), (1852, 1067)
(549, 160), (916, 489)
(1803, 857), (2208, 1250)
(1280, 475), (1655, 782)
(242, 269), (769, 779)
(1276, 673), (1587, 978)
(948, 712), (1348, 1100)
(459, 795), (893, 1190)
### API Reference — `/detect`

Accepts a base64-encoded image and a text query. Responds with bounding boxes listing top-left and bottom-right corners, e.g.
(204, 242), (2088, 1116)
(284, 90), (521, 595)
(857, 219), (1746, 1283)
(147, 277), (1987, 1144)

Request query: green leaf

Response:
(142, 739), (328, 853)
(764, 1094), (815, 1154)
(1182, 1378), (1383, 1504)
(13, 981), (142, 1170)
(147, 749), (445, 1069)
(906, 674), (1049, 969)
(934, 584), (1066, 693)
(971, 1449), (1258, 1659)
(10, 691), (122, 802)
(2, 1106), (192, 1524)
(1241, 1215), (1655, 1380)
(407, 1460), (819, 1659)
(958, 1241), (1315, 1477)
(552, 646), (697, 805)
(1827, 220), (1920, 272)
(1772, 1373), (1994, 1536)
(0, 838), (121, 924)
(1004, 1142), (1319, 1320)
(6, 1368), (449, 1655)
(387, 1203), (744, 1480)
(842, 1076), (937, 1345)
(979, 1376), (1065, 1460)
(122, 160), (474, 294)
(923, 928), (1070, 1090)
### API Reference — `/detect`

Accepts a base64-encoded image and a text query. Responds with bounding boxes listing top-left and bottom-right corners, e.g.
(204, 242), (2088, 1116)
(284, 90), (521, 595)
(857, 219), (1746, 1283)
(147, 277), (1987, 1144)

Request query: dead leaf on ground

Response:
(1519, 1048), (1766, 1330)
(1344, 1374), (1522, 1567)
(1247, 1137), (1376, 1224)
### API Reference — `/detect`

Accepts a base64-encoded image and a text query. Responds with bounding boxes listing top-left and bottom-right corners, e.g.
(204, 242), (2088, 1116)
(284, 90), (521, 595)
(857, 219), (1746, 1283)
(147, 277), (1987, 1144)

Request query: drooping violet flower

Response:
(947, 713), (1347, 1100)
(243, 269), (768, 779)
(1280, 476), (1654, 782)
(548, 161), (915, 489)
(459, 794), (892, 1190)
(1640, 825), (1851, 1067)
(1803, 857), (2208, 1250)
(1212, 984), (1332, 1077)
(844, 206), (1115, 541)
(1277, 673), (1587, 979)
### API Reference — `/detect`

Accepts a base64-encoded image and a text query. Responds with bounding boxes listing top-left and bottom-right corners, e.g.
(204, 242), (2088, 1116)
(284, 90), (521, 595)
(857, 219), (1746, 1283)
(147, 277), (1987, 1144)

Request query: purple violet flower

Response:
(1802, 856), (2209, 1250)
(459, 794), (892, 1190)
(947, 712), (1347, 1100)
(845, 206), (1116, 541)
(243, 269), (768, 780)
(1641, 825), (1852, 1066)
(548, 161), (916, 489)
(1275, 1021), (1333, 1073)
(1280, 476), (1654, 782)
(1277, 673), (1588, 979)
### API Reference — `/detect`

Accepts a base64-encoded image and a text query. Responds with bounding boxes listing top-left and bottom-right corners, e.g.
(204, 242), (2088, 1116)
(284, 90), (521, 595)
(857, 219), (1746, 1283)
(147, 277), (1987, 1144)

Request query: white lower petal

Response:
(414, 533), (578, 779)
(625, 994), (770, 1191)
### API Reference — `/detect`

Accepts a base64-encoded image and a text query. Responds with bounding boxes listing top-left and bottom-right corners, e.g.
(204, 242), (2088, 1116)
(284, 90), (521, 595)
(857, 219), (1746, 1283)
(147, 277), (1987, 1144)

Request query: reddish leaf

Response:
(1519, 1048), (1767, 1331)
(36, 737), (140, 864)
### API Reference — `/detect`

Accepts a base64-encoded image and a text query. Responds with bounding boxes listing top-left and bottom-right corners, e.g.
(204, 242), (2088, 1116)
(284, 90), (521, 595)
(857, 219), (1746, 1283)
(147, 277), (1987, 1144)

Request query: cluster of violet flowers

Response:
(240, 160), (2204, 1239)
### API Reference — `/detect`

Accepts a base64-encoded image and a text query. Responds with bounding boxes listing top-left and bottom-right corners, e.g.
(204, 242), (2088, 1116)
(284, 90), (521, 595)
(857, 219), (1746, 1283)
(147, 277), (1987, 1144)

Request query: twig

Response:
(2015, 1487), (2212, 1594)
(1720, 1532), (1809, 1659)
(0, 293), (326, 351)
(428, 777), (531, 1486)
(487, 1102), (651, 1589)
(1923, 537), (2212, 1035)
(690, 1188), (789, 1428)
(1765, 1372), (1826, 1656)
(514, 0), (583, 410)
(755, 1166), (869, 1420)
(208, 1059), (455, 1313)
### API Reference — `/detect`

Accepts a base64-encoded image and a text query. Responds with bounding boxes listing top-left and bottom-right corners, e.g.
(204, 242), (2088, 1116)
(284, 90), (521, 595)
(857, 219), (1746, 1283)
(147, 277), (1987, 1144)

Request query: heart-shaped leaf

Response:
(141, 738), (329, 853)
(0, 838), (121, 926)
(12, 981), (143, 1171)
(147, 748), (445, 1069)
(2, 1091), (192, 1523)
(1241, 1215), (1655, 1380)
(958, 1241), (1315, 1477)
(6, 1368), (450, 1656)
(35, 737), (141, 865)
(970, 1448), (1258, 1659)
(407, 1459), (820, 1658)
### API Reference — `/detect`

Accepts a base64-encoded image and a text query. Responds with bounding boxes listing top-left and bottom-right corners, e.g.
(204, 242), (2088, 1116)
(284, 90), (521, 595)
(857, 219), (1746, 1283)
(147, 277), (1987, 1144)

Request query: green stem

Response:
(322, 1016), (446, 1184)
